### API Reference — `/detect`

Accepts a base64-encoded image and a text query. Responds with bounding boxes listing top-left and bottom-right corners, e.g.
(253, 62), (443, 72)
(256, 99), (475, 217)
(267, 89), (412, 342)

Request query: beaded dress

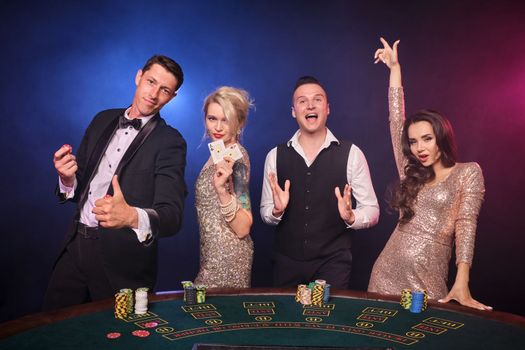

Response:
(194, 145), (253, 288)
(368, 87), (485, 299)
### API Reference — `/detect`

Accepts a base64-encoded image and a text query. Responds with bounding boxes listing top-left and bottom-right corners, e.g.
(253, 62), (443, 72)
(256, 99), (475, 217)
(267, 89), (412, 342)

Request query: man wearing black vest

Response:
(44, 55), (187, 310)
(260, 76), (379, 289)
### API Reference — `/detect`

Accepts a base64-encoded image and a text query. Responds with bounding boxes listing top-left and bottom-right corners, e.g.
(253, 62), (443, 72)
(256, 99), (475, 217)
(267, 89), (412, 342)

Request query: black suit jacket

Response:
(56, 108), (187, 291)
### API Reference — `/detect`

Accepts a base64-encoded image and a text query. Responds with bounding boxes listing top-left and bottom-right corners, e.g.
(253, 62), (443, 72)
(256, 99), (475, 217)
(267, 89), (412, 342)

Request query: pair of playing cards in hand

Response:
(208, 140), (243, 164)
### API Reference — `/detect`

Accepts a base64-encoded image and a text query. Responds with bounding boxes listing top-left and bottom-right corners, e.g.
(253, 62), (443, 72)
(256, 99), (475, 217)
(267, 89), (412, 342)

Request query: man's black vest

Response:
(275, 140), (352, 261)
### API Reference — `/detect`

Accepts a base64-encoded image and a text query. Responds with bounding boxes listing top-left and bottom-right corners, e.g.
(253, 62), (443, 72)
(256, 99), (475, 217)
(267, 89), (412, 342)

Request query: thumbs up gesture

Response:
(92, 175), (138, 229)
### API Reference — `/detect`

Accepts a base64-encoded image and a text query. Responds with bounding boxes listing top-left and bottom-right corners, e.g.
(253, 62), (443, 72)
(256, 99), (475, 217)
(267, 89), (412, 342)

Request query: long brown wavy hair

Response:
(390, 109), (458, 224)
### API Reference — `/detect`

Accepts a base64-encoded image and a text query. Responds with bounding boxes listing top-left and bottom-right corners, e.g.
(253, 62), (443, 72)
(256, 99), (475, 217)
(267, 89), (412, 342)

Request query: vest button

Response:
(306, 172), (311, 176)
(305, 205), (309, 210)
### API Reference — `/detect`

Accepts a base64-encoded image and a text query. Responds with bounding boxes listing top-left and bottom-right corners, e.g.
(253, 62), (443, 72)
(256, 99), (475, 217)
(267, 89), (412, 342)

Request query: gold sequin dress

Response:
(367, 87), (485, 299)
(194, 145), (253, 288)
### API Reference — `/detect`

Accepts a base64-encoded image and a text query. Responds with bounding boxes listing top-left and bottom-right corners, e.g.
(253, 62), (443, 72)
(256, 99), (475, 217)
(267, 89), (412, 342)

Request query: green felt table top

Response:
(1, 290), (524, 350)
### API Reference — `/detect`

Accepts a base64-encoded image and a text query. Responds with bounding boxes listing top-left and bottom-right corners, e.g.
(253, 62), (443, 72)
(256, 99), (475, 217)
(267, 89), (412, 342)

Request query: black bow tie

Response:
(119, 116), (142, 130)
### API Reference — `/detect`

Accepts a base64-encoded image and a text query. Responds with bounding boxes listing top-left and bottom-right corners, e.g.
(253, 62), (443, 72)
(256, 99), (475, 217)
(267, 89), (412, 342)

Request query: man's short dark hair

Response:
(292, 76), (329, 104)
(142, 55), (184, 91)
(293, 75), (325, 95)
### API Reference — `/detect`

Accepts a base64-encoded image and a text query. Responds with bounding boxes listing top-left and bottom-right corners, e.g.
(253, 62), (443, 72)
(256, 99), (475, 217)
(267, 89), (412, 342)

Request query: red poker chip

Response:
(106, 332), (121, 339)
(144, 322), (158, 328)
(132, 329), (150, 337)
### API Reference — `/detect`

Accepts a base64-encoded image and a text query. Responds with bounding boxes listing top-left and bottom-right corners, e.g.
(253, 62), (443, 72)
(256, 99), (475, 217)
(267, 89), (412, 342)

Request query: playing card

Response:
(208, 140), (226, 164)
(223, 143), (243, 161)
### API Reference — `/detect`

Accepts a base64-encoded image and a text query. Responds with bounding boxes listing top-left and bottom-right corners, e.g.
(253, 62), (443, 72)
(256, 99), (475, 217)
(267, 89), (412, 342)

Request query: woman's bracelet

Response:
(220, 194), (239, 222)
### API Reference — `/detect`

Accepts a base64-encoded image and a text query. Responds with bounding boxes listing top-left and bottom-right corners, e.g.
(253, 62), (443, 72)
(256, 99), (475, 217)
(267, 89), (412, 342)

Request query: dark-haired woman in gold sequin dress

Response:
(368, 38), (492, 311)
(194, 87), (254, 288)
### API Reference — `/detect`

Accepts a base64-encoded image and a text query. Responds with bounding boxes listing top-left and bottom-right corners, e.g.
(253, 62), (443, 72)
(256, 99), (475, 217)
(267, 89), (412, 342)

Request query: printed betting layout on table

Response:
(103, 282), (469, 348)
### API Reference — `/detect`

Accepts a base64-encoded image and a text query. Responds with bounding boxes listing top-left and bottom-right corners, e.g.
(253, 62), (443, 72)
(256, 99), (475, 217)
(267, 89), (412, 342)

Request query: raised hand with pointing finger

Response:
(374, 37), (402, 88)
(374, 37), (400, 68)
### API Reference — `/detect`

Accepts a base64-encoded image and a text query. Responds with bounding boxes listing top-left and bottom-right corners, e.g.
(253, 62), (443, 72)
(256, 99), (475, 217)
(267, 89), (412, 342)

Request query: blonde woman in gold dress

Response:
(194, 87), (254, 288)
(367, 38), (492, 311)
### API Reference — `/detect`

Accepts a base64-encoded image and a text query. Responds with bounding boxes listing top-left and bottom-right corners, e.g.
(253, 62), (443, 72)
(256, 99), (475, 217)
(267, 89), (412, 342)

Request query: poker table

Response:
(1, 288), (524, 349)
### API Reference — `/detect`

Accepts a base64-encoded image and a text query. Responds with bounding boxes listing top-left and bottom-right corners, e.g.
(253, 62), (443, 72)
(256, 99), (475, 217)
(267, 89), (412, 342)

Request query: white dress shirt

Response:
(59, 108), (153, 242)
(260, 128), (379, 229)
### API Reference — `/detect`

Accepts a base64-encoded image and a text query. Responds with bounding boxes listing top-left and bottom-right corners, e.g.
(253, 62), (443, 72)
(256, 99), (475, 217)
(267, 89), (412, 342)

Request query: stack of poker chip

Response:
(296, 280), (332, 305)
(409, 290), (428, 313)
(311, 283), (325, 306)
(134, 287), (149, 314)
(400, 289), (412, 310)
(314, 279), (326, 287)
(181, 281), (194, 303)
(182, 281), (197, 305)
(421, 290), (428, 311)
(299, 287), (312, 305)
(195, 285), (207, 304)
(114, 291), (129, 319)
(322, 283), (331, 304)
(314, 279), (328, 304)
(120, 288), (134, 314)
(295, 284), (306, 303)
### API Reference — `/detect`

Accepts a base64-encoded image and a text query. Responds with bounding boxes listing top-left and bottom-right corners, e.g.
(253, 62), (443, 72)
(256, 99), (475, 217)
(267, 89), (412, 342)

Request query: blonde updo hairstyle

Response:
(203, 86), (253, 142)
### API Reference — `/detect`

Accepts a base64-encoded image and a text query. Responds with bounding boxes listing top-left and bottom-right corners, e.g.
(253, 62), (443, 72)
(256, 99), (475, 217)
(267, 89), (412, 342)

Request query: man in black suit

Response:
(44, 55), (187, 310)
